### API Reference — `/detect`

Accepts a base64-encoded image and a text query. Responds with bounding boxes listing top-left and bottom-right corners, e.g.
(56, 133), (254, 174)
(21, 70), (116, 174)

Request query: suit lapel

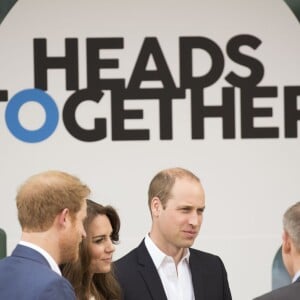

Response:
(189, 249), (205, 300)
(136, 241), (168, 300)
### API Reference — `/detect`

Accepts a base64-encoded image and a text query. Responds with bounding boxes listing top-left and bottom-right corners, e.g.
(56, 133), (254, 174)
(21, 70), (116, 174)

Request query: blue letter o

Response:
(5, 88), (59, 143)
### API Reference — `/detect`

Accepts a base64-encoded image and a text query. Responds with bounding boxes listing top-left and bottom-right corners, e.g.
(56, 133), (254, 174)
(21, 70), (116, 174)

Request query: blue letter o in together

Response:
(5, 88), (59, 143)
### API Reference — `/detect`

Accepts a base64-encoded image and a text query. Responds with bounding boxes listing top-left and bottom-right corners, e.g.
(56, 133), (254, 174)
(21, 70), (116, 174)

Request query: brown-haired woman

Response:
(62, 199), (121, 300)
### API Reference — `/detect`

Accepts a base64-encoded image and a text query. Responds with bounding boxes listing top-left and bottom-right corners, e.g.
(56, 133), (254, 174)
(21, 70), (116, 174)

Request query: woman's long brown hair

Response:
(62, 199), (121, 300)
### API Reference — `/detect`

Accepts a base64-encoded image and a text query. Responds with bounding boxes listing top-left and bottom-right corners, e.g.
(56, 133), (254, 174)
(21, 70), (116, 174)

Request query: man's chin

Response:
(181, 239), (195, 248)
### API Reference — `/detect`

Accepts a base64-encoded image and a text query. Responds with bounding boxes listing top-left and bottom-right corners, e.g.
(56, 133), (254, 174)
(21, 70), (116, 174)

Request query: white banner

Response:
(0, 1), (300, 299)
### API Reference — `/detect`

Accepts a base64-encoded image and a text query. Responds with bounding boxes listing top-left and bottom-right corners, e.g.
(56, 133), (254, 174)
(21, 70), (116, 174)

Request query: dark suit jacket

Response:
(115, 240), (232, 300)
(253, 279), (300, 300)
(0, 244), (75, 299)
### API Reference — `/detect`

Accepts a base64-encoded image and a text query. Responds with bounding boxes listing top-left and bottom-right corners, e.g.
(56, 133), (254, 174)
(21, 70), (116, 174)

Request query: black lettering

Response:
(241, 86), (278, 138)
(111, 85), (149, 140)
(0, 90), (8, 102)
(180, 37), (224, 89)
(63, 89), (106, 141)
(127, 37), (177, 91)
(86, 38), (124, 90)
(191, 87), (235, 139)
(226, 35), (264, 88)
(34, 38), (79, 90)
(284, 86), (300, 137)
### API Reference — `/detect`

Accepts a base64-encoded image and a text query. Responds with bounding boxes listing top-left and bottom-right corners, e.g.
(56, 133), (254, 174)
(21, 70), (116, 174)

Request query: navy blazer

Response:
(115, 240), (232, 300)
(253, 279), (300, 300)
(0, 244), (75, 299)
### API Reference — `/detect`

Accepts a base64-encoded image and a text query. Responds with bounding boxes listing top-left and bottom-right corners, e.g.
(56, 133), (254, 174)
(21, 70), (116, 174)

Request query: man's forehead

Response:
(171, 177), (203, 192)
(165, 197), (205, 211)
(168, 194), (205, 203)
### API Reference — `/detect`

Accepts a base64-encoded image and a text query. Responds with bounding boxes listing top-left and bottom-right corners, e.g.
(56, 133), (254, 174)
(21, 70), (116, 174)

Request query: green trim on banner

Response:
(0, 0), (17, 24)
(0, 228), (6, 259)
(284, 0), (300, 22)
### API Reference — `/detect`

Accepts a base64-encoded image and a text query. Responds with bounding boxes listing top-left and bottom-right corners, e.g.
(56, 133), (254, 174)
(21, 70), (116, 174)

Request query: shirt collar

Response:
(19, 240), (61, 275)
(292, 270), (300, 283)
(144, 233), (190, 269)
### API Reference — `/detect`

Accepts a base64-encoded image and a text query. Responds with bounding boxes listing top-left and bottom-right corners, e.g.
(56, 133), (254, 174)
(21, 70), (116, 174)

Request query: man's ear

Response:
(57, 208), (70, 227)
(151, 197), (162, 217)
(282, 230), (291, 254)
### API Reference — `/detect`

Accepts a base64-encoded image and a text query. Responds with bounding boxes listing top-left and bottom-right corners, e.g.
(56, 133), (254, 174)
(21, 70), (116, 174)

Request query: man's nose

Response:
(189, 211), (200, 226)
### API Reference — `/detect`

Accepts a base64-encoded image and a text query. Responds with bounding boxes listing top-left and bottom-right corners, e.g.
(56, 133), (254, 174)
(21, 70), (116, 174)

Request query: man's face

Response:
(61, 200), (87, 263)
(282, 230), (293, 277)
(153, 177), (205, 254)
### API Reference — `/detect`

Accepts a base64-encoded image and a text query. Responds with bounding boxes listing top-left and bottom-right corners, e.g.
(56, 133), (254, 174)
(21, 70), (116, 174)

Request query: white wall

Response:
(0, 1), (300, 299)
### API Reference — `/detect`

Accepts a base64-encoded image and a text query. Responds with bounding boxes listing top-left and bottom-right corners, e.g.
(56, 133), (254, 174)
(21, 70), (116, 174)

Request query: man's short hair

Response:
(283, 202), (300, 251)
(16, 170), (90, 231)
(148, 167), (200, 210)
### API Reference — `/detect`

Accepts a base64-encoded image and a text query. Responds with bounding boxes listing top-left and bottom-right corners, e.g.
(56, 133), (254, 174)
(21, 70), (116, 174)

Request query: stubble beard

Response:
(60, 235), (80, 264)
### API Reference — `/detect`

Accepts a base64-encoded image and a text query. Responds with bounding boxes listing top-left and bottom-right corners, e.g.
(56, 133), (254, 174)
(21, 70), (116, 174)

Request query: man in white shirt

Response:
(115, 167), (232, 300)
(254, 202), (300, 300)
(0, 170), (90, 300)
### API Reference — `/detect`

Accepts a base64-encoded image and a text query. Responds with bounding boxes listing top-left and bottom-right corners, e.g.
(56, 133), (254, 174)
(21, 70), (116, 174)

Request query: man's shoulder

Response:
(115, 244), (141, 265)
(254, 282), (300, 300)
(189, 247), (221, 261)
(0, 255), (11, 268)
(189, 248), (229, 274)
(0, 255), (74, 299)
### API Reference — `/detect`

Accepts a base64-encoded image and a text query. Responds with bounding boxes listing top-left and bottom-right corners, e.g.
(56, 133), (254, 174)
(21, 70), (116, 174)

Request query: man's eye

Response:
(197, 208), (204, 214)
(181, 208), (190, 212)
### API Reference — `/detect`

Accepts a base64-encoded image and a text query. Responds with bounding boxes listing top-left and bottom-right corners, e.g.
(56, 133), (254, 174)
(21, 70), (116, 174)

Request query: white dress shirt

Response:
(19, 240), (62, 275)
(145, 234), (195, 300)
(292, 270), (300, 283)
